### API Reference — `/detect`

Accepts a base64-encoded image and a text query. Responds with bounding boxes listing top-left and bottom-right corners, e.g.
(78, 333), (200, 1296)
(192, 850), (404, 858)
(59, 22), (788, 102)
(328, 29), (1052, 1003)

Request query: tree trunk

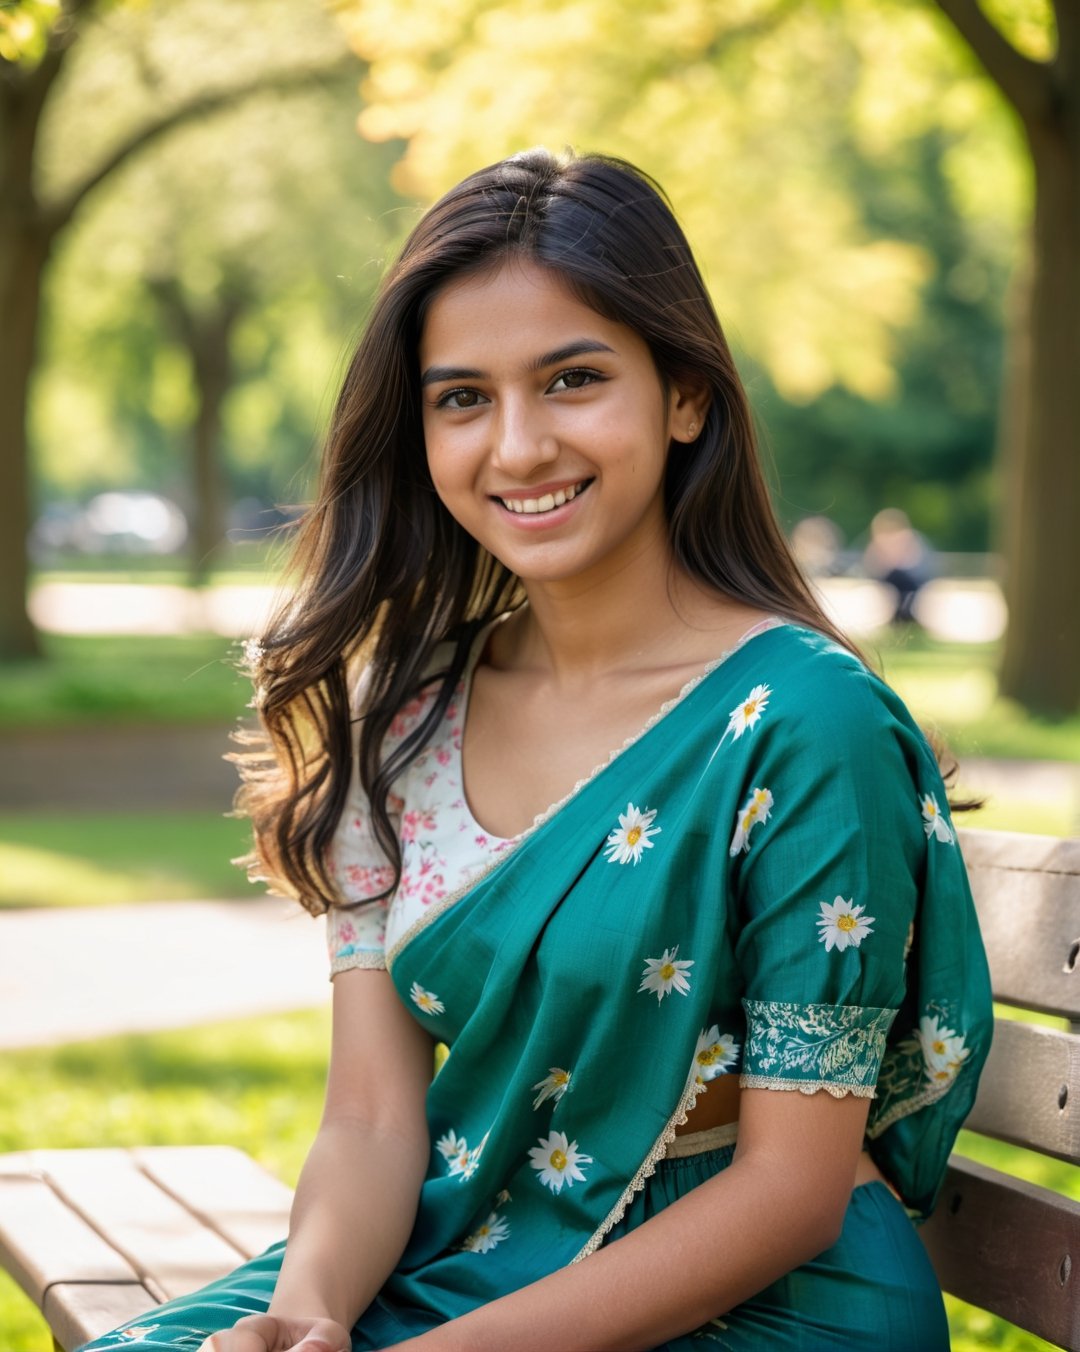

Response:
(188, 302), (240, 586)
(149, 279), (245, 586)
(999, 124), (1080, 715)
(0, 221), (49, 659)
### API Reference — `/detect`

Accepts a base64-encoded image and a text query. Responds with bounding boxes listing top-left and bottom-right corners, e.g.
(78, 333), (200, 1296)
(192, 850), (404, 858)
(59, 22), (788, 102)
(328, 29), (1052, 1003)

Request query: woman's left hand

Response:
(200, 1312), (352, 1352)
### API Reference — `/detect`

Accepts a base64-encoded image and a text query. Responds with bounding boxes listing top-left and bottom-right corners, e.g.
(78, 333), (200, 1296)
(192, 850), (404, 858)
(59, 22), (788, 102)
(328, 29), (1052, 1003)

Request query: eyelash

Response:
(433, 367), (605, 410)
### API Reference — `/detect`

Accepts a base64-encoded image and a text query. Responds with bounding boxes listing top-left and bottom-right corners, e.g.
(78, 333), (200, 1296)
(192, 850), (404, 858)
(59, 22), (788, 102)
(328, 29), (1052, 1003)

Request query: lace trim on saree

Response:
(571, 1073), (710, 1262)
(739, 1075), (876, 1098)
(329, 949), (387, 976)
(386, 617), (787, 970)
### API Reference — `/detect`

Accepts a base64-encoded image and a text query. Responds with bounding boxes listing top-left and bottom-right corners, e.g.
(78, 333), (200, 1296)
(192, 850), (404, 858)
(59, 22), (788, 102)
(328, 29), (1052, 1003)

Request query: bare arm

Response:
(204, 967), (434, 1351)
(268, 967), (434, 1326)
(395, 1086), (871, 1352)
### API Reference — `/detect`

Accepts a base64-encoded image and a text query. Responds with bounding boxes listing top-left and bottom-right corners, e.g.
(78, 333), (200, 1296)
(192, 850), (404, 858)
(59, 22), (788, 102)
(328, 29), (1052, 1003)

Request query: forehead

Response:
(418, 257), (634, 362)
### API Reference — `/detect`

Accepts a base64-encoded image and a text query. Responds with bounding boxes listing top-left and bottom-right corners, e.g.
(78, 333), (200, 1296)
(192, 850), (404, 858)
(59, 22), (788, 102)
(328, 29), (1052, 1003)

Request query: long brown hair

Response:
(235, 147), (864, 914)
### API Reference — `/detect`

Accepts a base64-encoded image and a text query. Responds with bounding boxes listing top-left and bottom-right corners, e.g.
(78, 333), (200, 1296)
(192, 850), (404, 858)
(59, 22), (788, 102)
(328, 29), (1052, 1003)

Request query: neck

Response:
(497, 532), (755, 683)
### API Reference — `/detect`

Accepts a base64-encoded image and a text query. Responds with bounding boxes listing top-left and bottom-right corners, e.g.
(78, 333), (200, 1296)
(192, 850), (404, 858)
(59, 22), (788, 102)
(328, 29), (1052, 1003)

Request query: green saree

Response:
(79, 624), (991, 1351)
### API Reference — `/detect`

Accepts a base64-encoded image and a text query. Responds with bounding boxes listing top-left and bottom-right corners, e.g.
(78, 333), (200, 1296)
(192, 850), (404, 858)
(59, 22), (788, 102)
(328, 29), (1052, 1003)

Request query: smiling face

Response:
(419, 257), (703, 594)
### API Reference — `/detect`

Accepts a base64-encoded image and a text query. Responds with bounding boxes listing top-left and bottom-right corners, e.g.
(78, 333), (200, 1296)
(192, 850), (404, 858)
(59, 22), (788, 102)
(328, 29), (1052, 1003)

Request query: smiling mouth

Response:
(494, 479), (594, 515)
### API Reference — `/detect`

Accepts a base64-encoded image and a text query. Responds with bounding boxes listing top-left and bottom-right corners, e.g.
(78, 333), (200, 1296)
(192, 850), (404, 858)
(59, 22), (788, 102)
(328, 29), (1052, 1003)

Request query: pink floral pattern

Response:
(328, 659), (519, 976)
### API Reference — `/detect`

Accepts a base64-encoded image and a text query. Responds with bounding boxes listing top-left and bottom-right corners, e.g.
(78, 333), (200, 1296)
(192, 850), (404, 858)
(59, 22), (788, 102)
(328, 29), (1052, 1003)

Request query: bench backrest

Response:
(920, 829), (1080, 1350)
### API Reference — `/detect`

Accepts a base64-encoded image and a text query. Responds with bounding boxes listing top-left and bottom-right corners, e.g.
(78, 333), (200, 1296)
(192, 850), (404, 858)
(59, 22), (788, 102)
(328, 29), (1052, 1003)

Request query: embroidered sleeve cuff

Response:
(329, 949), (388, 978)
(740, 999), (897, 1095)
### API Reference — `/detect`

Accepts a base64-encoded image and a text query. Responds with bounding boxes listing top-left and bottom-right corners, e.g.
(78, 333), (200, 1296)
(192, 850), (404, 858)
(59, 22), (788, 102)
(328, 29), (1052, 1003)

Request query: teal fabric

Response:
(77, 624), (989, 1349)
(76, 1159), (948, 1351)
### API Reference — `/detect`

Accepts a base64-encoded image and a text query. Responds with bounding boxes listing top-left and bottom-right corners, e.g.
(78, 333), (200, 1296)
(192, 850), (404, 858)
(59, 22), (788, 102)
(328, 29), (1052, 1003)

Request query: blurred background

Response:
(0, 1), (1077, 1348)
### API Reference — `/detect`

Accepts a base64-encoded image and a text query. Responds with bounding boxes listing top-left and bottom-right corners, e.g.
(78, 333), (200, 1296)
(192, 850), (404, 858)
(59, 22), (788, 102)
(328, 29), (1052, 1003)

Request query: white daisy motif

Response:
(728, 787), (774, 856)
(436, 1129), (468, 1163)
(915, 1015), (970, 1086)
(410, 982), (445, 1015)
(726, 683), (772, 739)
(815, 897), (876, 953)
(462, 1211), (511, 1253)
(532, 1067), (572, 1110)
(438, 1130), (471, 1177)
(604, 803), (662, 865)
(528, 1130), (593, 1194)
(462, 1131), (489, 1179)
(692, 1026), (740, 1084)
(638, 945), (694, 1003)
(920, 793), (955, 845)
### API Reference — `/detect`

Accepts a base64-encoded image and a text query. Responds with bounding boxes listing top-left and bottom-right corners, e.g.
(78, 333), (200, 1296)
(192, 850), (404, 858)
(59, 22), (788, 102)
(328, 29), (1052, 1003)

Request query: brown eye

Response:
(438, 388), (484, 409)
(551, 368), (601, 392)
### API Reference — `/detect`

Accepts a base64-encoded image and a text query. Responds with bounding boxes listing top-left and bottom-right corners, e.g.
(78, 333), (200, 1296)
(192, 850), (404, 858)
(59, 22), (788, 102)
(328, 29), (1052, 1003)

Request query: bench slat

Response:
(44, 1282), (159, 1352)
(965, 1019), (1080, 1162)
(921, 1155), (1080, 1351)
(133, 1146), (291, 1259)
(20, 1149), (247, 1300)
(0, 1175), (137, 1305)
(959, 830), (1080, 1019)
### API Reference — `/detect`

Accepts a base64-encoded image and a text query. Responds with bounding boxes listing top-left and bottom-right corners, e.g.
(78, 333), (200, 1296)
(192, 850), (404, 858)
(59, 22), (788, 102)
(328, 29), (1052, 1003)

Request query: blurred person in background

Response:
(863, 508), (934, 626)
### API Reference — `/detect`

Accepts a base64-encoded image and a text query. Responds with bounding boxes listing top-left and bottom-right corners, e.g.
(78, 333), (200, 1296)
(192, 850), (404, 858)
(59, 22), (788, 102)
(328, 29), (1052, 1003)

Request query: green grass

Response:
(871, 630), (1080, 764)
(0, 811), (254, 908)
(0, 632), (252, 728)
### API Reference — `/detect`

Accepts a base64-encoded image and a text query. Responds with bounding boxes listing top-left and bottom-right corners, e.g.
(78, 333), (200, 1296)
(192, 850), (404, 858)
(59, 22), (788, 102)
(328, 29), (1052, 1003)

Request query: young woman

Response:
(80, 148), (992, 1352)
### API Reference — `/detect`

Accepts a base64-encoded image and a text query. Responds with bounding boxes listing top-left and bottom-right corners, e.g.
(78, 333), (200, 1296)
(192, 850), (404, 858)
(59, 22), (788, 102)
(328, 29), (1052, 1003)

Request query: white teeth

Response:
(499, 480), (587, 514)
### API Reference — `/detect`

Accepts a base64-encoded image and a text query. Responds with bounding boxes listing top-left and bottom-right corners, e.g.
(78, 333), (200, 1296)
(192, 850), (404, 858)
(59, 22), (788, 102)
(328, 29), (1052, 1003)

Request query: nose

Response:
(490, 393), (559, 479)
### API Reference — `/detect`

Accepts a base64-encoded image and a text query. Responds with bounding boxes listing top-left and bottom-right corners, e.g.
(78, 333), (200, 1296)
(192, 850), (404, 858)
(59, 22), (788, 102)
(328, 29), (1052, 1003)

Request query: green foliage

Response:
(761, 130), (1007, 549)
(28, 0), (405, 516)
(0, 0), (67, 65)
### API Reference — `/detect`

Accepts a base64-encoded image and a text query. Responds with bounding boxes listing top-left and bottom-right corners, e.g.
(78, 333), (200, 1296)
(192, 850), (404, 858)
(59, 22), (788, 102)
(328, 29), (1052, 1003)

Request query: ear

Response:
(666, 379), (711, 444)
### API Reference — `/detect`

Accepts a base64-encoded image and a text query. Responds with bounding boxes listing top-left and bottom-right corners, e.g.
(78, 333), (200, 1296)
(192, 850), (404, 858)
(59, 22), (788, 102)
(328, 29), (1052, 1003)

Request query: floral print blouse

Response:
(326, 649), (517, 975)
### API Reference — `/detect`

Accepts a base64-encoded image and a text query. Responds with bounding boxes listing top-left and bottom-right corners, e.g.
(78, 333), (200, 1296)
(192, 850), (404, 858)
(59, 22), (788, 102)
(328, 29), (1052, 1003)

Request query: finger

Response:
(203, 1313), (277, 1352)
(286, 1318), (352, 1352)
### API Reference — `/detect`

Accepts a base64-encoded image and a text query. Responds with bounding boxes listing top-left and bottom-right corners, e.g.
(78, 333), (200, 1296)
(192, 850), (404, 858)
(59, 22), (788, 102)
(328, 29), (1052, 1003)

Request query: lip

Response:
(490, 477), (594, 528)
(488, 476), (592, 501)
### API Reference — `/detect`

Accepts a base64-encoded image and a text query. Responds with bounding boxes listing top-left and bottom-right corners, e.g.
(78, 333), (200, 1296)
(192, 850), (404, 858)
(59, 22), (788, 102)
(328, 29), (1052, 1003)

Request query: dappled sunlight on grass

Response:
(0, 1008), (330, 1184)
(0, 812), (253, 907)
(872, 632), (1080, 763)
(0, 1009), (330, 1351)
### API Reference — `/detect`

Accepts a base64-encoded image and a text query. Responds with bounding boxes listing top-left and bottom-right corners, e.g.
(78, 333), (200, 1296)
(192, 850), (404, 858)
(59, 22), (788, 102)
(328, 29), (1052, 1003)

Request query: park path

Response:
(26, 576), (1008, 643)
(0, 897), (329, 1051)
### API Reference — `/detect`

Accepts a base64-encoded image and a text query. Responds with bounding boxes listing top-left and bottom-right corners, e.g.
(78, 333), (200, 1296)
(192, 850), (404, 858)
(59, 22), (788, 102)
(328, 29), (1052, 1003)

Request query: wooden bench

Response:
(920, 828), (1080, 1350)
(1, 828), (1078, 1350)
(0, 1145), (292, 1350)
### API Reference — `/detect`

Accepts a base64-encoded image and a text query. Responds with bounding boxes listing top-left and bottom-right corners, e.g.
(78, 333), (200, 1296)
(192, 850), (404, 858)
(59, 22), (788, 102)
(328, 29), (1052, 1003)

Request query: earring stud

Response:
(688, 421), (698, 437)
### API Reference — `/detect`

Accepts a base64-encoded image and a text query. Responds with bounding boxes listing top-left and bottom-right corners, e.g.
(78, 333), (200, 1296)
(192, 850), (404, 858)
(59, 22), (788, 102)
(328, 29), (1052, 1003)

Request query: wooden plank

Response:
(0, 1175), (137, 1306)
(44, 1282), (158, 1352)
(921, 1156), (1080, 1351)
(133, 1146), (292, 1259)
(966, 1019), (1080, 1162)
(22, 1150), (246, 1300)
(959, 830), (1080, 1019)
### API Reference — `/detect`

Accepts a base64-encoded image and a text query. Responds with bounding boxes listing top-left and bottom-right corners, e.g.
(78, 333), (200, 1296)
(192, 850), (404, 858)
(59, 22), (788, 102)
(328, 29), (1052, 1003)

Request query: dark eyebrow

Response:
(420, 339), (616, 388)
